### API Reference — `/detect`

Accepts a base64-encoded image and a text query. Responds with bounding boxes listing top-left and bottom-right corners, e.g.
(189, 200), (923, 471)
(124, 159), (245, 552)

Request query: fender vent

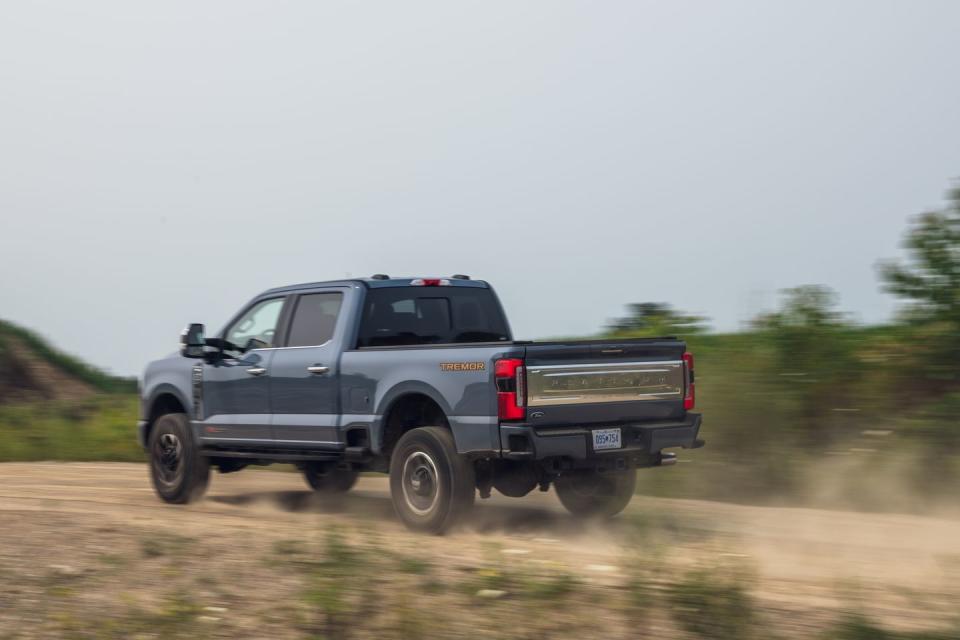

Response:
(191, 364), (204, 420)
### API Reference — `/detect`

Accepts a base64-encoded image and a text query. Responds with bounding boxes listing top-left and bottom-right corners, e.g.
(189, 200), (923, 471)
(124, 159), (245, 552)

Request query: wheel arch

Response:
(143, 385), (191, 447)
(375, 382), (454, 459)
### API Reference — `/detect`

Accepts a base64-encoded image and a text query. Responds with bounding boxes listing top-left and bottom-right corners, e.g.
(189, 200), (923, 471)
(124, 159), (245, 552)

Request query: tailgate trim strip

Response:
(526, 360), (685, 407)
(528, 360), (681, 370)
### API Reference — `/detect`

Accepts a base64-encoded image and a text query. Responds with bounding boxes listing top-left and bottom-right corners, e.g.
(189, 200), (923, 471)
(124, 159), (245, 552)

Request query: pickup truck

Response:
(139, 275), (704, 533)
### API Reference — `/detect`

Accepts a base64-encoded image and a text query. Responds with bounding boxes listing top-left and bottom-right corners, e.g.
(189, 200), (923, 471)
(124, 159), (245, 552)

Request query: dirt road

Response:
(2, 462), (958, 638)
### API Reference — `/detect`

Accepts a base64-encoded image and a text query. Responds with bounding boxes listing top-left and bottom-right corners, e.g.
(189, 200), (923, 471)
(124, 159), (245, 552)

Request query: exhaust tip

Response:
(659, 452), (677, 466)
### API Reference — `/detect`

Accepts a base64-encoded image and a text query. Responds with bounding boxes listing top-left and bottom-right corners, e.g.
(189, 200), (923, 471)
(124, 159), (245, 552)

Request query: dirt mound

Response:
(0, 319), (132, 403)
(0, 338), (96, 402)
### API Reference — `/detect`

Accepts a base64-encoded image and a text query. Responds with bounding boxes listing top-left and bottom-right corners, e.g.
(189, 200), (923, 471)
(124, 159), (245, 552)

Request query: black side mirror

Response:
(180, 323), (206, 358)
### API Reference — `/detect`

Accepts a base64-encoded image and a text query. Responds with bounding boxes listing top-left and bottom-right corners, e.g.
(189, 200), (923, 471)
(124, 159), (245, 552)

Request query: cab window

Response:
(225, 298), (285, 351)
(357, 287), (510, 347)
(286, 293), (343, 347)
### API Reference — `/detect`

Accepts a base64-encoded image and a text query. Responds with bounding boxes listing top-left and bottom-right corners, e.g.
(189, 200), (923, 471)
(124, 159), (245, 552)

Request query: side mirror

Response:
(180, 323), (206, 358)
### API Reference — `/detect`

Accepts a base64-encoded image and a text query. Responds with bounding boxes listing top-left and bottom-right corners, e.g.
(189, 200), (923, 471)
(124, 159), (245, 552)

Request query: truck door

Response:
(200, 296), (287, 444)
(269, 290), (344, 446)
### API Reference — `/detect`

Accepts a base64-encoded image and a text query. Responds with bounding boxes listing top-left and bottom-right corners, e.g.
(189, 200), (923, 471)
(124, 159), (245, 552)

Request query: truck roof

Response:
(263, 275), (490, 295)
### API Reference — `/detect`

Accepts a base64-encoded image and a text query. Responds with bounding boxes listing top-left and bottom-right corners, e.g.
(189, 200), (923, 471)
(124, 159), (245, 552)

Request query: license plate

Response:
(592, 428), (622, 451)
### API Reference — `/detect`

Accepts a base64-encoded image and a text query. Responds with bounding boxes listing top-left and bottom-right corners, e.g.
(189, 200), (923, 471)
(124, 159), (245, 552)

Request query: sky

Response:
(1, 1), (959, 376)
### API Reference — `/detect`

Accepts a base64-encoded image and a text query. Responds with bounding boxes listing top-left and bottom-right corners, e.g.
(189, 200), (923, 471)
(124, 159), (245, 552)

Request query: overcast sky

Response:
(2, 1), (959, 376)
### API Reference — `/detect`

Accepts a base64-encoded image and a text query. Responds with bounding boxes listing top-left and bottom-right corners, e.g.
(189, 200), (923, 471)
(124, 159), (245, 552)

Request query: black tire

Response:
(301, 462), (358, 493)
(554, 468), (636, 518)
(389, 427), (475, 534)
(148, 412), (210, 504)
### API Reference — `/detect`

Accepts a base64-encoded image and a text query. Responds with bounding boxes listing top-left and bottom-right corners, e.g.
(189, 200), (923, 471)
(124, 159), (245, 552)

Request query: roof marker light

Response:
(410, 278), (451, 286)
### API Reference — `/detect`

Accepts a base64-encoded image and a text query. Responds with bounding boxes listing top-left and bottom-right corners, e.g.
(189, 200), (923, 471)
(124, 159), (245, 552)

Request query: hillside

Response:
(0, 320), (140, 461)
(0, 319), (135, 402)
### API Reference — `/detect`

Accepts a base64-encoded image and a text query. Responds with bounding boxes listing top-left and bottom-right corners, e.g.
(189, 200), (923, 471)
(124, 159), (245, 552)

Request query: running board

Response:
(201, 447), (342, 462)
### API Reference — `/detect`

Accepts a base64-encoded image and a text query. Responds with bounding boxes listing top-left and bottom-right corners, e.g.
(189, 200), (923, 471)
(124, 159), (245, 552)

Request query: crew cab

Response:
(138, 275), (704, 533)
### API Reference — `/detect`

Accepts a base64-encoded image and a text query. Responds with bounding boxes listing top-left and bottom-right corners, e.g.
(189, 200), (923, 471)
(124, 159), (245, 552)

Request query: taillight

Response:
(495, 358), (525, 421)
(683, 351), (695, 410)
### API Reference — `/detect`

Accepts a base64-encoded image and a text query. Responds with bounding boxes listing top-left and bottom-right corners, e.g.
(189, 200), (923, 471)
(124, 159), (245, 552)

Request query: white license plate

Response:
(592, 428), (622, 450)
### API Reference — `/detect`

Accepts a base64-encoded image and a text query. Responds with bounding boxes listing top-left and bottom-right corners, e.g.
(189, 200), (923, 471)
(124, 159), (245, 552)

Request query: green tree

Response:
(605, 302), (707, 338)
(754, 285), (859, 445)
(878, 182), (960, 391)
(878, 184), (960, 330)
(754, 285), (843, 331)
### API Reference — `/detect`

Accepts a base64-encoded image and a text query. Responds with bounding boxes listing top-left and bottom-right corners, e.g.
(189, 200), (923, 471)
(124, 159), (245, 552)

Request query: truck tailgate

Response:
(522, 339), (687, 427)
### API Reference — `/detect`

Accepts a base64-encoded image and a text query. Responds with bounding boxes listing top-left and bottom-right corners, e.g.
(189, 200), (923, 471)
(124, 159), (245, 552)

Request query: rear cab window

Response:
(357, 287), (511, 347)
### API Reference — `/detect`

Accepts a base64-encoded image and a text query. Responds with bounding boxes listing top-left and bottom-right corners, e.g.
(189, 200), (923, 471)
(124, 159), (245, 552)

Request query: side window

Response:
(286, 293), (344, 347)
(225, 298), (285, 350)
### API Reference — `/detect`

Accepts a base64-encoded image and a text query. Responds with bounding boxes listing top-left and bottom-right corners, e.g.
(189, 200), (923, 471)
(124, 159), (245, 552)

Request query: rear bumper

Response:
(500, 413), (703, 464)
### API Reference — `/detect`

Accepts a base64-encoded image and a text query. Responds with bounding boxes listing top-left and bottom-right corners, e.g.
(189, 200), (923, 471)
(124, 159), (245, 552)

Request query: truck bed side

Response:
(339, 343), (520, 456)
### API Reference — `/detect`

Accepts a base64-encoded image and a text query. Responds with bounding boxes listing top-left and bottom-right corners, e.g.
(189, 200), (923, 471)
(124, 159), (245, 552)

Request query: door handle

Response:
(307, 365), (330, 375)
(246, 367), (267, 376)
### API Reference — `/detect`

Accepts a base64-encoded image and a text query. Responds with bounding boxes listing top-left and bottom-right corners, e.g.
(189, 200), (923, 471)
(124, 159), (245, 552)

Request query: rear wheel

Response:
(389, 427), (475, 534)
(302, 462), (358, 493)
(148, 413), (210, 504)
(554, 468), (636, 518)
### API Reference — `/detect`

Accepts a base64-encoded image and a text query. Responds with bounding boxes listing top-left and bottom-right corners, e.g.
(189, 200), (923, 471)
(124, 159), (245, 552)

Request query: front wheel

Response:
(389, 427), (475, 534)
(148, 412), (210, 504)
(554, 468), (636, 518)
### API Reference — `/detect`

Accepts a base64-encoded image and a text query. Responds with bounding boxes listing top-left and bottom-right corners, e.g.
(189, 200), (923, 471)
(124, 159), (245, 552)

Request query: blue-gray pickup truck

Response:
(139, 275), (704, 533)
